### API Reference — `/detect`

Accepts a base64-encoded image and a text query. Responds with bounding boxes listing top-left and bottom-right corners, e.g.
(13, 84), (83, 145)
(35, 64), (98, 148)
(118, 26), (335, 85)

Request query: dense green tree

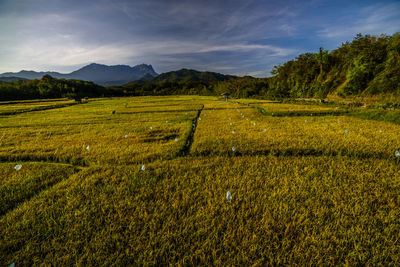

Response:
(0, 75), (106, 101)
(269, 33), (399, 99)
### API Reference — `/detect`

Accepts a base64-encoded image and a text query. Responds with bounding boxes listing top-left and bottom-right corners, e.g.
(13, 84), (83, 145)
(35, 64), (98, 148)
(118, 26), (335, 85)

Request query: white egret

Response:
(14, 164), (22, 171)
(226, 190), (232, 201)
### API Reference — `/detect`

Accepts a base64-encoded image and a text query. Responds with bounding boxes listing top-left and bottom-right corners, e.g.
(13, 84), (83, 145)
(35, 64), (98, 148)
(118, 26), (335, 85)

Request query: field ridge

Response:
(0, 101), (84, 116)
(177, 104), (204, 157)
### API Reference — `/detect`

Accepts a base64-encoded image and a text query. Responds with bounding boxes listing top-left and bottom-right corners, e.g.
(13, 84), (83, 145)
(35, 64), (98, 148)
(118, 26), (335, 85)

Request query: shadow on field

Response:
(142, 134), (180, 143)
(0, 99), (72, 105)
(0, 154), (89, 167)
(0, 164), (81, 217)
(124, 103), (203, 109)
(260, 111), (349, 117)
(0, 102), (83, 116)
(191, 148), (390, 160)
(176, 104), (204, 157)
(232, 100), (349, 118)
(202, 107), (251, 111)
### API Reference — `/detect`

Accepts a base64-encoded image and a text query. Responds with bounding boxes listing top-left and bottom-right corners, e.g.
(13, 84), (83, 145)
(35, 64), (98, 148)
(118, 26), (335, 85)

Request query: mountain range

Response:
(149, 69), (235, 83)
(0, 63), (158, 86)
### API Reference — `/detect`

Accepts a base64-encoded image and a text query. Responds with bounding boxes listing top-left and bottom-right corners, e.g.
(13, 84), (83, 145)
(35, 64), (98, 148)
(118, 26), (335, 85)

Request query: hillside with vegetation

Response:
(150, 68), (234, 82)
(0, 75), (106, 101)
(268, 33), (400, 99)
(112, 68), (236, 96)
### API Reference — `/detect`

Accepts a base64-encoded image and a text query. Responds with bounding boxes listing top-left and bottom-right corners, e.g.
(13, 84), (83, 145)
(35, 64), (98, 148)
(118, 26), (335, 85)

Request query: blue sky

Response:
(0, 0), (399, 77)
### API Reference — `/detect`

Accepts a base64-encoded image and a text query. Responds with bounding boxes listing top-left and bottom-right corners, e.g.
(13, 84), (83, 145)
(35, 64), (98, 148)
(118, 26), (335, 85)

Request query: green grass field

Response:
(1, 96), (400, 265)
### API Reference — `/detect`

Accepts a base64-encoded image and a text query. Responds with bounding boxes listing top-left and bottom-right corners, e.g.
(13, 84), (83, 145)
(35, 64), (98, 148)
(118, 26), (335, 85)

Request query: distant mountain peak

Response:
(0, 63), (158, 86)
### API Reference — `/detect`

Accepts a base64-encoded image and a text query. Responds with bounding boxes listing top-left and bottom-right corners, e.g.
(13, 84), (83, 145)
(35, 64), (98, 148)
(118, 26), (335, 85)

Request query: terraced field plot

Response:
(0, 97), (202, 164)
(0, 99), (76, 115)
(192, 101), (400, 159)
(1, 96), (400, 265)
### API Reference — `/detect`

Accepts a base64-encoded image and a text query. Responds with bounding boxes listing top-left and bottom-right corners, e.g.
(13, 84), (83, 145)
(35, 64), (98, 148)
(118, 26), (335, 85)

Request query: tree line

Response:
(268, 33), (400, 99)
(0, 75), (106, 100)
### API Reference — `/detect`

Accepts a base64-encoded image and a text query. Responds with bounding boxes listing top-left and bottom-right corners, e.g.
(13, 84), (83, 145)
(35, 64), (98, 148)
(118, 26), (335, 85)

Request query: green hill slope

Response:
(268, 33), (400, 99)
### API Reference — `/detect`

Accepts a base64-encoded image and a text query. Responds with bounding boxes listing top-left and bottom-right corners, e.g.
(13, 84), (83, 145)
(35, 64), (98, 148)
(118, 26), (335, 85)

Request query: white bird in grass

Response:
(232, 146), (235, 152)
(141, 164), (145, 171)
(226, 190), (232, 201)
(14, 164), (22, 171)
(86, 145), (90, 150)
(395, 150), (400, 157)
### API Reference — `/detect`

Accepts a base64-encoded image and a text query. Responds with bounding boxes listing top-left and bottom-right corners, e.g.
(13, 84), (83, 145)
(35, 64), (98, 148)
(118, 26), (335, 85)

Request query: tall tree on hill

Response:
(315, 47), (329, 79)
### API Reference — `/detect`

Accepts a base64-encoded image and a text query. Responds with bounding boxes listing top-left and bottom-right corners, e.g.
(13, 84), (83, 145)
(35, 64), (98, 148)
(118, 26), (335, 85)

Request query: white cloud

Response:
(0, 0), (310, 74)
(318, 3), (400, 40)
(198, 44), (295, 56)
(235, 70), (268, 77)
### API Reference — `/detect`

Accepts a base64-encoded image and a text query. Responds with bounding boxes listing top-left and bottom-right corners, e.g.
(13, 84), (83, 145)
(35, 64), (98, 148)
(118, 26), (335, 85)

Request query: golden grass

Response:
(0, 97), (208, 164)
(1, 95), (400, 265)
(0, 162), (76, 216)
(191, 101), (400, 159)
(0, 99), (75, 115)
(1, 156), (400, 265)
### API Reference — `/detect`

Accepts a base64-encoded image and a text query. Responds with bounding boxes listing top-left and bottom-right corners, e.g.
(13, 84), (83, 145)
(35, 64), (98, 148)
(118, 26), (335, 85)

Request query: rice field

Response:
(0, 99), (76, 115)
(1, 95), (400, 265)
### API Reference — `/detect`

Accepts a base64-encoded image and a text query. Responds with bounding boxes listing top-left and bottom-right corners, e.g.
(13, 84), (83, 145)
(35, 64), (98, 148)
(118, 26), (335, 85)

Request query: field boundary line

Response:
(190, 148), (395, 160)
(118, 108), (202, 115)
(0, 155), (89, 167)
(0, 165), (83, 218)
(176, 104), (204, 157)
(230, 100), (349, 117)
(0, 102), (86, 116)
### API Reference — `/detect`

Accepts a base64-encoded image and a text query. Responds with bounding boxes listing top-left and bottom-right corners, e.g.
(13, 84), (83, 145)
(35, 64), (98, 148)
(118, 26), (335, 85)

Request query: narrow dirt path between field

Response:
(177, 104), (204, 157)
